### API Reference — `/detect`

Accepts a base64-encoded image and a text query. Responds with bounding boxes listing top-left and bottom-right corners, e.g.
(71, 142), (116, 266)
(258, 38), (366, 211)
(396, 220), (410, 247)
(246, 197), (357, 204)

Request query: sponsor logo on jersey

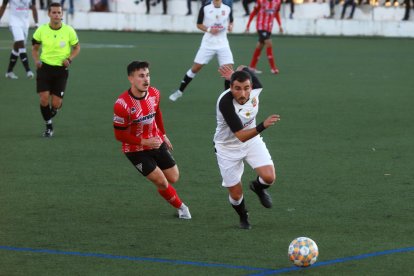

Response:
(133, 112), (156, 124)
(243, 118), (254, 127)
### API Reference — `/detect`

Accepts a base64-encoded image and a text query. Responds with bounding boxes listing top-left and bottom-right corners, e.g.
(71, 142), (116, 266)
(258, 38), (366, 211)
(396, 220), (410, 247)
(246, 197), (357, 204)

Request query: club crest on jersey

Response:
(222, 11), (225, 16)
(131, 107), (136, 114)
(251, 97), (257, 107)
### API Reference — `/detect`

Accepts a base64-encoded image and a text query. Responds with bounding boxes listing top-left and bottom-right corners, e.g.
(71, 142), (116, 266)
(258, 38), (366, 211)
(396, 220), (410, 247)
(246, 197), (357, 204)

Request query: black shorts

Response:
(125, 142), (176, 176)
(257, 30), (272, 43)
(36, 63), (69, 98)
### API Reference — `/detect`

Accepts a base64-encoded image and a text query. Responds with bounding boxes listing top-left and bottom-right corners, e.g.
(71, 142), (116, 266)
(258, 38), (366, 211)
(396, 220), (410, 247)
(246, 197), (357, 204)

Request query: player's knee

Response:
(168, 173), (179, 184)
(261, 174), (276, 185)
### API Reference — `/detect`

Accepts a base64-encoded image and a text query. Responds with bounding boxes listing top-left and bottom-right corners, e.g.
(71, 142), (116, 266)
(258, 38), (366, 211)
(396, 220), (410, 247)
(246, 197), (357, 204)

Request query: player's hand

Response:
(163, 135), (173, 151)
(264, 114), (281, 128)
(236, 65), (247, 71)
(63, 58), (72, 67)
(218, 65), (234, 81)
(142, 137), (162, 149)
(245, 27), (250, 34)
(279, 27), (284, 34)
(35, 61), (42, 69)
(228, 23), (233, 33)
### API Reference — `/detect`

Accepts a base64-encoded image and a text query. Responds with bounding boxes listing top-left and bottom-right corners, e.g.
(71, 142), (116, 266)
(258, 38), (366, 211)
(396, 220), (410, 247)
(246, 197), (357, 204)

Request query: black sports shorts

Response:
(36, 63), (69, 98)
(257, 30), (272, 43)
(125, 142), (176, 176)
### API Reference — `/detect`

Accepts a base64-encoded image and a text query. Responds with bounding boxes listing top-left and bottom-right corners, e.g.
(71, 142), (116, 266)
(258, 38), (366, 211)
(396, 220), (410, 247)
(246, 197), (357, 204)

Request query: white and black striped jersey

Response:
(214, 70), (263, 148)
(5, 0), (34, 27)
(197, 1), (233, 49)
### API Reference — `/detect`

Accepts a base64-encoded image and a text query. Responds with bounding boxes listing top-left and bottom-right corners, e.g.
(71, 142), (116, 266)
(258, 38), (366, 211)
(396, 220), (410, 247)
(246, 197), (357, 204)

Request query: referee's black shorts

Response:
(125, 142), (176, 176)
(36, 63), (69, 98)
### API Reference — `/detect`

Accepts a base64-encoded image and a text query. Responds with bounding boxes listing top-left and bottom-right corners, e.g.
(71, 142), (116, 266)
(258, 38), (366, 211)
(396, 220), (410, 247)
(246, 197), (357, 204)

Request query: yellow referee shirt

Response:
(33, 22), (79, 66)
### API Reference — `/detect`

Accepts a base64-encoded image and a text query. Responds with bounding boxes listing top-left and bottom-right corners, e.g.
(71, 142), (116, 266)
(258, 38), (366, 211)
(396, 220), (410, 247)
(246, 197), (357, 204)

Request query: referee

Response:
(32, 2), (80, 137)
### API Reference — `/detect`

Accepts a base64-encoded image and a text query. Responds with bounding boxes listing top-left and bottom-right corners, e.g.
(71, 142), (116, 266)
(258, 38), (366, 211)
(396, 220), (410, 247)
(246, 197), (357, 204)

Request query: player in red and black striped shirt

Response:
(113, 61), (191, 220)
(246, 0), (283, 74)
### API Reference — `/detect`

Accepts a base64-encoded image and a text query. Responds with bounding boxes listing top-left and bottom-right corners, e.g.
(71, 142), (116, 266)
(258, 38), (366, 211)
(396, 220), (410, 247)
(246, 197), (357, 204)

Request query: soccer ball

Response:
(288, 237), (319, 267)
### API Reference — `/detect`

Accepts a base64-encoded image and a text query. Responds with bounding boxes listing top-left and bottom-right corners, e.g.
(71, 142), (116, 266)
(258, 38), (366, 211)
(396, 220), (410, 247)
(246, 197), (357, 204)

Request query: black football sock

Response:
(254, 176), (270, 190)
(231, 198), (248, 217)
(40, 104), (52, 122)
(179, 74), (193, 93)
(7, 51), (19, 72)
(19, 51), (31, 72)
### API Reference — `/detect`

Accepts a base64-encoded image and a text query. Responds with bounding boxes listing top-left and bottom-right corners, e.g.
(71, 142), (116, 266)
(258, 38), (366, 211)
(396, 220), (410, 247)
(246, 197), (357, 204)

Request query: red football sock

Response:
(158, 184), (182, 208)
(266, 47), (277, 70)
(250, 48), (262, 69)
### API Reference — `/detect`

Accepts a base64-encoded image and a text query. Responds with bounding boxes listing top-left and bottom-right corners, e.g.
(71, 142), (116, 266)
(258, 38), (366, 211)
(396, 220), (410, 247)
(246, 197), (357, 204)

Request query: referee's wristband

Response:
(67, 58), (72, 64)
(256, 122), (266, 133)
(207, 27), (211, 33)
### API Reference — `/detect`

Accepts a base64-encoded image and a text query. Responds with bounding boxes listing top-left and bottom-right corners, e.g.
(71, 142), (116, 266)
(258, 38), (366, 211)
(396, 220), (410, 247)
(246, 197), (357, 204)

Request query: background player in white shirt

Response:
(0, 0), (38, 79)
(214, 65), (281, 229)
(169, 0), (234, 101)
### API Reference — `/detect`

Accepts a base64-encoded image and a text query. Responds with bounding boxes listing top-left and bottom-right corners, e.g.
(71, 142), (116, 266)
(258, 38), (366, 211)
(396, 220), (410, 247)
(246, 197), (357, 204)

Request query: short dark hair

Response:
(127, 61), (150, 76)
(48, 2), (62, 12)
(230, 70), (252, 86)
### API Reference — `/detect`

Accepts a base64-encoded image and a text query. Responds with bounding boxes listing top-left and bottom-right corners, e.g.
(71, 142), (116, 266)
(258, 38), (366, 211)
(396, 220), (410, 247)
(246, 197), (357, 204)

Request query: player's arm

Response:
(63, 42), (80, 67)
(219, 65), (263, 89)
(228, 9), (234, 32)
(113, 103), (141, 145)
(0, 0), (9, 21)
(31, 0), (38, 26)
(245, 4), (259, 32)
(31, 39), (42, 68)
(154, 103), (173, 150)
(275, 8), (283, 34)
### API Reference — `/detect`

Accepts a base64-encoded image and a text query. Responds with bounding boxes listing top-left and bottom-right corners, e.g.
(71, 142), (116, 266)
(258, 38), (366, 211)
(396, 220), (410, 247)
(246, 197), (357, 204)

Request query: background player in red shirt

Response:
(113, 61), (191, 220)
(245, 0), (283, 75)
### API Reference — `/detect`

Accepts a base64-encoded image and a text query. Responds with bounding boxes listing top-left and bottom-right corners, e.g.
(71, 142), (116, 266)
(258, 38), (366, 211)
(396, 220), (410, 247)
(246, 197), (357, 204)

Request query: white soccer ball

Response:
(288, 237), (319, 267)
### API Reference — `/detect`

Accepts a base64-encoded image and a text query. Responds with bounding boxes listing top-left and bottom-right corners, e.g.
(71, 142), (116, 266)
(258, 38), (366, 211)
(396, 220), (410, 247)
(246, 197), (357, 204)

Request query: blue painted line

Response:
(0, 245), (267, 271)
(1, 245), (413, 274)
(247, 246), (414, 275)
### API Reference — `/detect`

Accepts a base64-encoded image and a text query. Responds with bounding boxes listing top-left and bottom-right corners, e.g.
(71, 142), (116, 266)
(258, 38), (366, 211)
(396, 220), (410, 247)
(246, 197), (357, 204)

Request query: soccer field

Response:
(0, 28), (413, 275)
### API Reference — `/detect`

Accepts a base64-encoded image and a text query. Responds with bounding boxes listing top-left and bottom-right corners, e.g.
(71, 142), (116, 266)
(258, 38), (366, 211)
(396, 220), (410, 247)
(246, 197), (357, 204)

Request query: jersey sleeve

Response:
(197, 5), (205, 25)
(113, 100), (129, 129)
(32, 26), (42, 44)
(68, 26), (79, 46)
(219, 92), (244, 133)
(242, 67), (263, 89)
(154, 98), (166, 135)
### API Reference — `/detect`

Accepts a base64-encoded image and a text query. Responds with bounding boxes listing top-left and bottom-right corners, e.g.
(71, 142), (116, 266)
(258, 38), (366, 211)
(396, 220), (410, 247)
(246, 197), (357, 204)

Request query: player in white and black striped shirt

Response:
(169, 0), (234, 101)
(214, 65), (281, 229)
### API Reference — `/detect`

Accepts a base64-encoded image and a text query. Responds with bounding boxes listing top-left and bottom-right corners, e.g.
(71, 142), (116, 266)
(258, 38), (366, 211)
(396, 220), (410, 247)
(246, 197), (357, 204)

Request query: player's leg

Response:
(37, 63), (54, 136)
(155, 143), (191, 219)
(169, 47), (214, 101)
(249, 32), (265, 73)
(246, 138), (275, 208)
(18, 27), (33, 77)
(264, 37), (279, 74)
(5, 27), (22, 79)
(228, 183), (251, 229)
(217, 46), (234, 90)
(215, 144), (250, 229)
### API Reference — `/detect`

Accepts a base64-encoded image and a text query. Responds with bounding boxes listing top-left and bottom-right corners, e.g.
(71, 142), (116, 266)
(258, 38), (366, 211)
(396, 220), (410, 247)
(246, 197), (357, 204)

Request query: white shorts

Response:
(194, 46), (234, 66)
(215, 137), (273, 188)
(9, 25), (28, 42)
